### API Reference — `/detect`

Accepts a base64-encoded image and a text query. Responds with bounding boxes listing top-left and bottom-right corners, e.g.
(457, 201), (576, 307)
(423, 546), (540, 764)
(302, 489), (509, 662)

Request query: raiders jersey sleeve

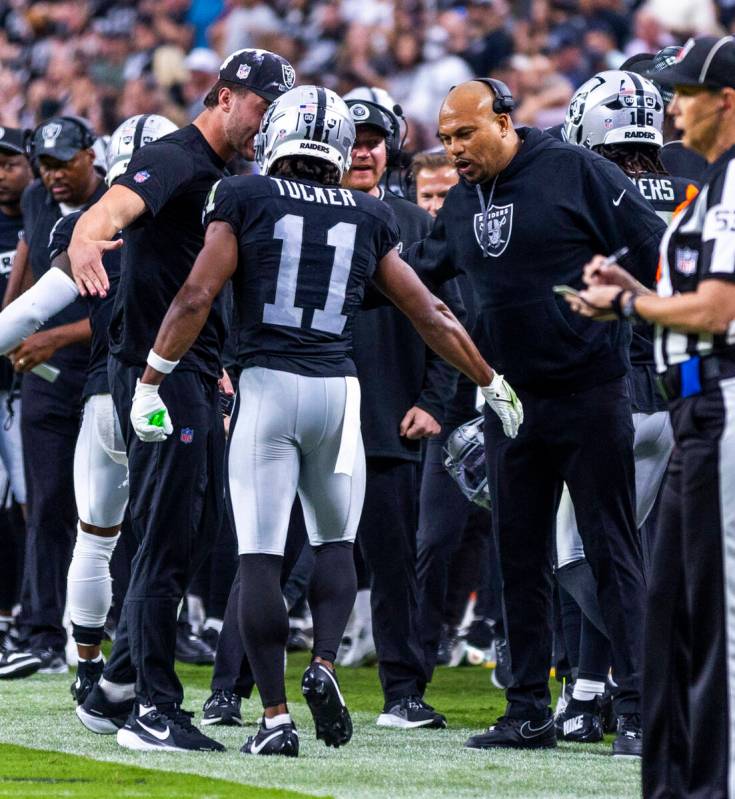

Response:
(205, 174), (400, 378)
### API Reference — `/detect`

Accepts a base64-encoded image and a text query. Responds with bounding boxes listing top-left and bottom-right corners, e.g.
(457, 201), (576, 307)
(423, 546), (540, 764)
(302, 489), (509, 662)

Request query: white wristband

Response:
(146, 349), (179, 375)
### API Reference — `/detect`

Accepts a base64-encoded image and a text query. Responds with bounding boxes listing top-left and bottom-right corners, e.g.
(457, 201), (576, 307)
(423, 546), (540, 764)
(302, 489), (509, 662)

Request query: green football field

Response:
(0, 653), (641, 799)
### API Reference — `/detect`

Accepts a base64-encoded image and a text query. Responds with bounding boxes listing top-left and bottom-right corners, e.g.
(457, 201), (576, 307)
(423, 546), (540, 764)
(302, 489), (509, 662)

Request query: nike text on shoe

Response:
(117, 704), (225, 752)
(301, 662), (352, 747)
(376, 697), (447, 729)
(70, 658), (105, 705)
(76, 682), (133, 734)
(612, 713), (642, 759)
(465, 715), (557, 750)
(34, 647), (68, 675)
(201, 689), (243, 726)
(241, 718), (299, 757)
(554, 698), (604, 743)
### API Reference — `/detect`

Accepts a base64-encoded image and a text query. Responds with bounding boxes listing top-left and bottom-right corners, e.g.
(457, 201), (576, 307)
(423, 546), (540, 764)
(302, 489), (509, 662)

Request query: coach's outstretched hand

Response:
(131, 379), (173, 442)
(481, 373), (524, 439)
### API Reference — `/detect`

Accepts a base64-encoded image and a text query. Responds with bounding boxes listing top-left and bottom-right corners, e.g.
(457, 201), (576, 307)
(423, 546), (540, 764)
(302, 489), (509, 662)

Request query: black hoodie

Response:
(411, 127), (666, 396)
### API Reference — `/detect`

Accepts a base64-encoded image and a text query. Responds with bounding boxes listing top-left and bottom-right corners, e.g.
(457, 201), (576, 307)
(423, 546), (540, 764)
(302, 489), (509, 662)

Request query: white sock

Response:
(203, 617), (223, 634)
(67, 526), (120, 630)
(264, 712), (291, 729)
(99, 676), (135, 702)
(572, 678), (605, 702)
(78, 653), (104, 664)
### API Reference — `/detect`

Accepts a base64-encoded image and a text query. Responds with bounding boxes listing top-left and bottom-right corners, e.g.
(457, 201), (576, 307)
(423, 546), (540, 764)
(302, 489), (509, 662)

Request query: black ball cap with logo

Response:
(218, 49), (296, 103)
(0, 127), (27, 157)
(649, 35), (735, 90)
(344, 100), (392, 138)
(30, 118), (92, 161)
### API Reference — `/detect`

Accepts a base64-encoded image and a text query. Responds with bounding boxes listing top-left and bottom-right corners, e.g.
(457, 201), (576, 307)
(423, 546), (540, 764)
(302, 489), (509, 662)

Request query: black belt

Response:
(658, 354), (735, 401)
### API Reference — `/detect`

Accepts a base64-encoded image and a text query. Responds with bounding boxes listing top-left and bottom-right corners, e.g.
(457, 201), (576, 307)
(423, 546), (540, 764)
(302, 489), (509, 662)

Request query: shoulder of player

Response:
(218, 173), (273, 197)
(354, 190), (399, 226)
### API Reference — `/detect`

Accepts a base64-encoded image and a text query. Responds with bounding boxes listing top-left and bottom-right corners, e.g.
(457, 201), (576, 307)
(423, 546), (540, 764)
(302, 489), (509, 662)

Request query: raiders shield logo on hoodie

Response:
(473, 204), (513, 257)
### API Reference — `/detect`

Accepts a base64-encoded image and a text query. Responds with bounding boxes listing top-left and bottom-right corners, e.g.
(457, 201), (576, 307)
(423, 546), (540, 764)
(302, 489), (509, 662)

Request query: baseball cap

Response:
(218, 48), (296, 102)
(185, 47), (220, 74)
(345, 100), (393, 138)
(650, 36), (735, 90)
(0, 127), (27, 157)
(31, 117), (94, 161)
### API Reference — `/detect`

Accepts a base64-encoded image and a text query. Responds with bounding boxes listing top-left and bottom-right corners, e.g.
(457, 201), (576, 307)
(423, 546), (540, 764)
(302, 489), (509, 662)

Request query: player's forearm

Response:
(72, 202), (120, 246)
(45, 318), (91, 349)
(3, 238), (29, 308)
(634, 285), (735, 334)
(142, 285), (213, 385)
(414, 300), (493, 387)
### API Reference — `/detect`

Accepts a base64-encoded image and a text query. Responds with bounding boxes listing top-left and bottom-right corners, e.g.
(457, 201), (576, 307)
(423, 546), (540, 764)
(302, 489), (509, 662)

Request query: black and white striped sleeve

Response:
(702, 158), (735, 281)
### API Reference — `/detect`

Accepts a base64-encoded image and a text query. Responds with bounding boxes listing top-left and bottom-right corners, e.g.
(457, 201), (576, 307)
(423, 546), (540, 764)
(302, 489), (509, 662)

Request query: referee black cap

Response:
(650, 36), (735, 90)
(218, 48), (296, 102)
(345, 100), (393, 138)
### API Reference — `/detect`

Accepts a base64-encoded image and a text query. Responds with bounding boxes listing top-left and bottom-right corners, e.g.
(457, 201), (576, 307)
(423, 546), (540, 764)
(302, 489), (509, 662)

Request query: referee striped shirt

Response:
(655, 143), (735, 371)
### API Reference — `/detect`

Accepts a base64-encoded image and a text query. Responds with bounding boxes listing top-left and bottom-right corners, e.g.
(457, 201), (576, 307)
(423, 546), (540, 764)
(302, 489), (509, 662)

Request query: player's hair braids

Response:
(270, 156), (341, 186)
(594, 143), (668, 177)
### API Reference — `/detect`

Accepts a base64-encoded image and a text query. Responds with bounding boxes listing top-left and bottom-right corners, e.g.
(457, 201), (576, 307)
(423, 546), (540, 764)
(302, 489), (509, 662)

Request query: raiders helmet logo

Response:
(473, 204), (513, 257)
(42, 122), (62, 148)
(282, 64), (295, 89)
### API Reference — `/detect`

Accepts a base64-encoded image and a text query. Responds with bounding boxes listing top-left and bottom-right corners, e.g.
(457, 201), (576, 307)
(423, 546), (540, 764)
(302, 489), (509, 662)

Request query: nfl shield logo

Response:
(236, 63), (251, 80)
(180, 427), (194, 444)
(282, 64), (295, 89)
(133, 170), (150, 183)
(675, 246), (698, 276)
(473, 204), (513, 257)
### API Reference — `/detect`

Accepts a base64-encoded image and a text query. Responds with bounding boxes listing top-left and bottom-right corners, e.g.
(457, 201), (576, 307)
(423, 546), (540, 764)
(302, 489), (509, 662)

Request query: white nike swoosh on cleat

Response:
(249, 730), (283, 754)
(137, 719), (171, 742)
(613, 190), (626, 207)
(315, 664), (346, 707)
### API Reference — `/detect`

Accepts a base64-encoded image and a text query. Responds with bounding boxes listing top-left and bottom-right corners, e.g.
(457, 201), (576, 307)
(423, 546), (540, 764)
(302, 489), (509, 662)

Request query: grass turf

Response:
(0, 653), (641, 799)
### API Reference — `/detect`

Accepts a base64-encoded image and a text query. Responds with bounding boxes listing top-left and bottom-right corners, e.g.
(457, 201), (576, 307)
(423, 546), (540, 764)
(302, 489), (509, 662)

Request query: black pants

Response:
(484, 377), (643, 720)
(643, 382), (734, 799)
(20, 370), (84, 651)
(357, 457), (426, 704)
(104, 359), (224, 706)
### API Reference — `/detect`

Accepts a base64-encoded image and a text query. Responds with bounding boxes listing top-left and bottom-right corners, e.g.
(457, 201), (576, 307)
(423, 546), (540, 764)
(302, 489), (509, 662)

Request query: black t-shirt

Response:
(204, 174), (399, 378)
(49, 211), (121, 398)
(21, 178), (104, 372)
(0, 210), (23, 390)
(109, 124), (227, 378)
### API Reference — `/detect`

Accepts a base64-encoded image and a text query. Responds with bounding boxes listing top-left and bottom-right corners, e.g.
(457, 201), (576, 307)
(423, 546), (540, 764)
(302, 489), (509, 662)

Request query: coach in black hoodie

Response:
(413, 80), (665, 755)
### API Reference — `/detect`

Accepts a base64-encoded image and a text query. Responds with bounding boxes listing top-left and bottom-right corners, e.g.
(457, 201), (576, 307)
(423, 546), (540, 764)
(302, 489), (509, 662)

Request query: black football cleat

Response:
(175, 622), (215, 665)
(0, 630), (42, 679)
(301, 661), (352, 747)
(201, 688), (243, 727)
(117, 703), (225, 752)
(465, 715), (556, 750)
(76, 682), (133, 734)
(555, 698), (604, 743)
(70, 658), (105, 705)
(612, 713), (642, 758)
(241, 718), (299, 757)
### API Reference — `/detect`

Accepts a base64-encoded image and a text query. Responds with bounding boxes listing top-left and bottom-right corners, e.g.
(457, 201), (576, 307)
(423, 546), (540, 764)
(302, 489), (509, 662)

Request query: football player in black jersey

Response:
(67, 49), (295, 753)
(132, 85), (521, 757)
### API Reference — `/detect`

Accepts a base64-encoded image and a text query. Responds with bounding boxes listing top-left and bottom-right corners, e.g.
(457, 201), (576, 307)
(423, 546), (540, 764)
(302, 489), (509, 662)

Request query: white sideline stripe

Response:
(719, 377), (735, 799)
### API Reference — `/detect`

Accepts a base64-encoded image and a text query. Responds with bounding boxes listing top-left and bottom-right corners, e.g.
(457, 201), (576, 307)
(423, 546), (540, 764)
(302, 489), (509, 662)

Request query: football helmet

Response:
(563, 70), (664, 150)
(106, 114), (178, 186)
(255, 85), (355, 178)
(443, 416), (491, 510)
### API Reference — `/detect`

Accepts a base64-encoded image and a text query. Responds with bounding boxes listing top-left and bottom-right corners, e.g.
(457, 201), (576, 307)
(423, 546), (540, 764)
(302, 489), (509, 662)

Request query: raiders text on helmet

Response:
(254, 85), (356, 178)
(563, 70), (664, 150)
(106, 114), (178, 185)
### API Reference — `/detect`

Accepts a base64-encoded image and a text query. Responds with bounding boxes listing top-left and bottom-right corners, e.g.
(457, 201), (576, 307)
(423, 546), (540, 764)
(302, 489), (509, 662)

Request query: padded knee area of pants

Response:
(67, 528), (120, 629)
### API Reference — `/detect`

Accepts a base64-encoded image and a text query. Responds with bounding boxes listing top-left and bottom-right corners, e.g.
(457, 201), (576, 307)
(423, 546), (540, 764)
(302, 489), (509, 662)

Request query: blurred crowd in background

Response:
(0, 0), (729, 161)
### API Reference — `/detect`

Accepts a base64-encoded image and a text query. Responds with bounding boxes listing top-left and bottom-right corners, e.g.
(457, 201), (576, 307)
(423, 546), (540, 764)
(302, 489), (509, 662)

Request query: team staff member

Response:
(69, 49), (295, 753)
(567, 35), (735, 798)
(15, 118), (102, 673)
(412, 79), (666, 755)
(0, 127), (38, 680)
(343, 98), (459, 728)
(412, 149), (459, 218)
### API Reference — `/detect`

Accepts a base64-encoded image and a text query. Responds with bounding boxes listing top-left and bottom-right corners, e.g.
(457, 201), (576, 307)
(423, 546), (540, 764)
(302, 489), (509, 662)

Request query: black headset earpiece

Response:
(472, 77), (516, 115)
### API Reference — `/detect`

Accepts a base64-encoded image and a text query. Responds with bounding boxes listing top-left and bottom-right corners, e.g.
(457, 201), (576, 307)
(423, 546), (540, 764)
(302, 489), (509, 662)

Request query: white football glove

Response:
(130, 379), (173, 442)
(481, 373), (524, 439)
